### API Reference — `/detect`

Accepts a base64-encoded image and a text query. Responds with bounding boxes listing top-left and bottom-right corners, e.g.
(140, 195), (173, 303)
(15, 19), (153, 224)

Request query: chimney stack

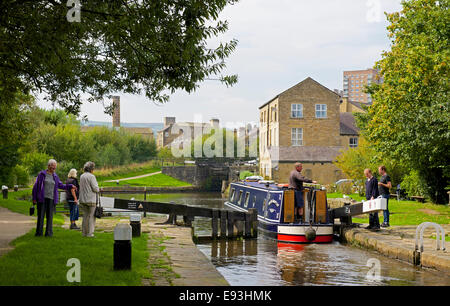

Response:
(112, 96), (120, 128)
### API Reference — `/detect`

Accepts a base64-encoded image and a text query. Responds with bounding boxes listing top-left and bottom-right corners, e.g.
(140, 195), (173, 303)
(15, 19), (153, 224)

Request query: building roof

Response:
(157, 122), (212, 135)
(267, 146), (344, 163)
(347, 99), (371, 111)
(259, 77), (341, 110)
(340, 112), (360, 136)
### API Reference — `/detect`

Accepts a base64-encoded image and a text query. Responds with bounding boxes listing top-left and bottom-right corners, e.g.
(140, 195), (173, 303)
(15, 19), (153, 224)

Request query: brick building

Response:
(259, 77), (360, 185)
(343, 68), (381, 104)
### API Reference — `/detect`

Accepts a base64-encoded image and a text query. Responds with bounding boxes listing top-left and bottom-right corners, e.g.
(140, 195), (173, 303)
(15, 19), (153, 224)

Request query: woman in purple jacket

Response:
(32, 159), (76, 237)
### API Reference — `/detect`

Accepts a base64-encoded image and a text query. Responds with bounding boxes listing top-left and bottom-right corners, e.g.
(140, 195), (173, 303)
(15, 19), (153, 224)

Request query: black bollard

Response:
(113, 224), (132, 270)
(130, 214), (141, 237)
(2, 186), (8, 199)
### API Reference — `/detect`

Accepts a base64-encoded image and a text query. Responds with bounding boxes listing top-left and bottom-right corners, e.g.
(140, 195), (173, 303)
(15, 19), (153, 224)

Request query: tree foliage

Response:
(0, 0), (239, 115)
(0, 91), (34, 184)
(334, 137), (408, 192)
(360, 0), (450, 203)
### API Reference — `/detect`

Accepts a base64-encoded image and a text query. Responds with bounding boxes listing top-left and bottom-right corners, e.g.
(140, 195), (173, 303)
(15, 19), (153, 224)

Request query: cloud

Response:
(37, 0), (403, 125)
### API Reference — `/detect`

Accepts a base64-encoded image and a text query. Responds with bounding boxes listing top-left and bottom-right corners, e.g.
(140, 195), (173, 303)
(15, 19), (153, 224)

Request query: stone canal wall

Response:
(339, 224), (450, 273)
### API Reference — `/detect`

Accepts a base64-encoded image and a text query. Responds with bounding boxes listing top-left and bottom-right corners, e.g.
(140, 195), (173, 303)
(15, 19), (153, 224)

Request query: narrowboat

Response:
(225, 180), (334, 244)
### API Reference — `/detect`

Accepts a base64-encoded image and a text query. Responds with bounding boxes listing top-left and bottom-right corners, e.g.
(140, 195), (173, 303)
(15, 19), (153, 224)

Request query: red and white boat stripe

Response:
(277, 225), (334, 244)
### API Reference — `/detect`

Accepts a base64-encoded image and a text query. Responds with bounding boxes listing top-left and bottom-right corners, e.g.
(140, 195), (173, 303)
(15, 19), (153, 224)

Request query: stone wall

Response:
(273, 162), (345, 185)
(162, 165), (258, 192)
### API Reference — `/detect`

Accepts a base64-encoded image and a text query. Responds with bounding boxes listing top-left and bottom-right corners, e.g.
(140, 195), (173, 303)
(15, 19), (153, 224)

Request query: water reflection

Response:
(198, 238), (450, 286)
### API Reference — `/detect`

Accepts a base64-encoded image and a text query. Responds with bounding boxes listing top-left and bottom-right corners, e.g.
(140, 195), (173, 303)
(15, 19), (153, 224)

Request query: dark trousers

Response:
(36, 198), (54, 237)
(369, 212), (380, 228)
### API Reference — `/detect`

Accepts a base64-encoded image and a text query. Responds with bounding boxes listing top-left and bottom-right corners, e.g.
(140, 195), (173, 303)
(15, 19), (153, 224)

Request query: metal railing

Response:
(415, 222), (446, 253)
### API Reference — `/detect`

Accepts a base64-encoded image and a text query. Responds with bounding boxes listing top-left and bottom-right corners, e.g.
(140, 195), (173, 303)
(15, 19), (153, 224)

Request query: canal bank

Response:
(97, 192), (449, 285)
(94, 215), (229, 286)
(337, 224), (450, 273)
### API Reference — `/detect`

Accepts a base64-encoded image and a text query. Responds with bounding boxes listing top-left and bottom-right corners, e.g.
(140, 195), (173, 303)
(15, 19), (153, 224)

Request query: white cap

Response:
(114, 223), (132, 241)
(130, 213), (141, 222)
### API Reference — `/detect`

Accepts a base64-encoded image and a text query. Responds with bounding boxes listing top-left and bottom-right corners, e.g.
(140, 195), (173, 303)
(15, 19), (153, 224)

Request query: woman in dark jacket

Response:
(66, 169), (80, 230)
(32, 159), (75, 237)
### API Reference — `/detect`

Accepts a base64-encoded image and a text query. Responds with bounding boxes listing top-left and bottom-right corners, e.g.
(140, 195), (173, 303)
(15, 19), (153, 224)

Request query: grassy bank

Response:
(328, 192), (450, 226)
(0, 189), (170, 286)
(95, 161), (161, 182)
(0, 227), (150, 286)
(99, 173), (191, 187)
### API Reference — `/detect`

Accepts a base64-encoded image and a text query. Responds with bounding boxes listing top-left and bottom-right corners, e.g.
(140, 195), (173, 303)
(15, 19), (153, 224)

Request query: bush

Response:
(337, 182), (353, 195)
(21, 152), (53, 176)
(12, 165), (30, 187)
(240, 171), (255, 180)
(128, 135), (157, 163)
(401, 170), (429, 198)
(55, 160), (77, 180)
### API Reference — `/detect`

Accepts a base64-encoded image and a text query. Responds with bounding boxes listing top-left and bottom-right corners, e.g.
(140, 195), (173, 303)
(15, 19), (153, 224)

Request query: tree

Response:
(361, 0), (450, 203)
(334, 137), (408, 193)
(0, 0), (238, 115)
(0, 91), (34, 185)
(127, 134), (157, 163)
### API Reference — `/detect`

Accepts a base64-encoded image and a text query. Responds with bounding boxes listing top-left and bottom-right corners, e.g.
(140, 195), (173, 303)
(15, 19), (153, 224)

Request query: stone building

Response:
(156, 117), (219, 150)
(259, 77), (360, 185)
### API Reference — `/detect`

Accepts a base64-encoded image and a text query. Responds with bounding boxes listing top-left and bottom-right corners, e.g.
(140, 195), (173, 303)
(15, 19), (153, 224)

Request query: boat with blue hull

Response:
(225, 180), (334, 244)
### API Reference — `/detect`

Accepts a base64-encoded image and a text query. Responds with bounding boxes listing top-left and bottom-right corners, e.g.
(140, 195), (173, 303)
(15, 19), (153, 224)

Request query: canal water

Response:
(113, 192), (449, 286)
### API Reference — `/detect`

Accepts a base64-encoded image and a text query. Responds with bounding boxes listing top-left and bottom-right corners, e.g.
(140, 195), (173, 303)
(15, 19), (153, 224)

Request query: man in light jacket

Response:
(79, 161), (99, 237)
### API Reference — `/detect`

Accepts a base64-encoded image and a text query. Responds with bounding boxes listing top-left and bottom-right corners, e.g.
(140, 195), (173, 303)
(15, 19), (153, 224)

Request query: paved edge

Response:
(341, 226), (450, 273)
(144, 219), (229, 286)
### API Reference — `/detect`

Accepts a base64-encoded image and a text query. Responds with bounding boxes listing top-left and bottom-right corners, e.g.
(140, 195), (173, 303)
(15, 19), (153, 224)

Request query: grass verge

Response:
(99, 173), (191, 187)
(96, 162), (161, 182)
(0, 227), (150, 286)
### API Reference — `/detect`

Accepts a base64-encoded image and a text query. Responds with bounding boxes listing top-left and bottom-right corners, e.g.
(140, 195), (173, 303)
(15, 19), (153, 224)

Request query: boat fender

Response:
(305, 227), (317, 241)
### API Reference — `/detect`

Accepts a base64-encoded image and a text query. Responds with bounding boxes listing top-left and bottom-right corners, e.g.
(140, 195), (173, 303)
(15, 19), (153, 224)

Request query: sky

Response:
(37, 0), (403, 126)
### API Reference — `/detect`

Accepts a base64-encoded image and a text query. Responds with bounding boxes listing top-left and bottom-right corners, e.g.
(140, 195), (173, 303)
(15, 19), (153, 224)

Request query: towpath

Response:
(0, 207), (34, 258)
(103, 171), (162, 183)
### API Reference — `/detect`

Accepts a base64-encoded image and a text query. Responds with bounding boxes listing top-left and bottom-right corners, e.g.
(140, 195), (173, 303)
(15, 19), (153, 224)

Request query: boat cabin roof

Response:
(231, 181), (284, 191)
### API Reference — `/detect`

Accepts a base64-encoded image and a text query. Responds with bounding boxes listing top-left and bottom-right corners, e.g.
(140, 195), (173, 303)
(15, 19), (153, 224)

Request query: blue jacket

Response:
(32, 170), (73, 205)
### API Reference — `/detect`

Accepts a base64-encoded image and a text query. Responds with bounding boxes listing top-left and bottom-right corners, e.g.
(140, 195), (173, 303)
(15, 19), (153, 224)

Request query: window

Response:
(291, 128), (303, 146)
(291, 104), (303, 118)
(238, 190), (243, 205)
(244, 192), (250, 208)
(350, 137), (358, 148)
(315, 104), (327, 118)
(230, 188), (236, 202)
